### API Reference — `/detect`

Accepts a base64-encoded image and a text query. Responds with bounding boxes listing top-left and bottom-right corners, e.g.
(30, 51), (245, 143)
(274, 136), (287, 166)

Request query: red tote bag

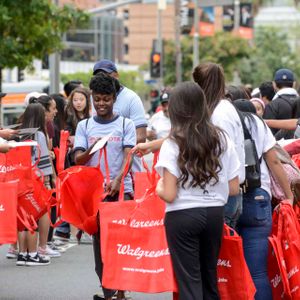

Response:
(17, 168), (53, 231)
(280, 203), (300, 299)
(58, 148), (107, 235)
(99, 151), (164, 261)
(0, 146), (33, 196)
(217, 224), (256, 300)
(102, 220), (177, 293)
(0, 180), (18, 244)
(268, 235), (291, 300)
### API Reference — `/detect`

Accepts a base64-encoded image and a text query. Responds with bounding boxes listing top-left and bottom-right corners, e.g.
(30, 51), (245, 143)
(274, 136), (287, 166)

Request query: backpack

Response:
(237, 112), (262, 193)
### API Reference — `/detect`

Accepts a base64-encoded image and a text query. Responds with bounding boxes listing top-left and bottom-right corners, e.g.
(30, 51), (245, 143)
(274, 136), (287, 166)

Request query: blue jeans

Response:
(224, 192), (243, 229)
(237, 188), (272, 300)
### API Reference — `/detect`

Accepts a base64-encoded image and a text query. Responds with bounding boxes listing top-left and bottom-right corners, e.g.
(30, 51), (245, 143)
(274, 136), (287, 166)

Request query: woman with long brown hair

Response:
(155, 82), (240, 300)
(192, 62), (245, 229)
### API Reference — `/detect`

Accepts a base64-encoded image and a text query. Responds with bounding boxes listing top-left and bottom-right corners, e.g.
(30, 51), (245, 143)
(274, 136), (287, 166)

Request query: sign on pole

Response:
(199, 0), (233, 7)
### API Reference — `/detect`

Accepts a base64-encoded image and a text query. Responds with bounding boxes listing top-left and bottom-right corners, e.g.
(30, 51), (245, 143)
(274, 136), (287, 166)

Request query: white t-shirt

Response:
(244, 114), (276, 196)
(155, 136), (240, 212)
(211, 99), (245, 184)
(148, 111), (171, 139)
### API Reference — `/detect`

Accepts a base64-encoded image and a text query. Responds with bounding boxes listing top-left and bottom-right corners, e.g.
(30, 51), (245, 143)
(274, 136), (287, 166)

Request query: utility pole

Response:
(193, 0), (199, 69)
(174, 0), (182, 84)
(49, 0), (60, 94)
(157, 0), (166, 89)
(234, 0), (240, 32)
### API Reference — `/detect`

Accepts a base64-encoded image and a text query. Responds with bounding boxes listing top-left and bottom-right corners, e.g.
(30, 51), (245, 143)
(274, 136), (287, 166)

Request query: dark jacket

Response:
(263, 94), (298, 139)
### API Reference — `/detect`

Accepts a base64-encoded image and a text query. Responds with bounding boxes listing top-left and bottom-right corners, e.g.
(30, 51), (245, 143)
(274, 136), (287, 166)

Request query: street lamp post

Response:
(175, 0), (182, 84)
(193, 0), (199, 69)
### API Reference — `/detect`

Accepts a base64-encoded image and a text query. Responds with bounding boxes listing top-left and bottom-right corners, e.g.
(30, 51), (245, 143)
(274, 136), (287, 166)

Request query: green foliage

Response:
(163, 32), (251, 86)
(0, 0), (89, 70)
(61, 71), (93, 88)
(237, 27), (300, 86)
(61, 70), (151, 99)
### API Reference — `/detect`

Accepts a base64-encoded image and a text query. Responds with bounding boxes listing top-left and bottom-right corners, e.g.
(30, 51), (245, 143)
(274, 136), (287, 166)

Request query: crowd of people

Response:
(1, 60), (300, 300)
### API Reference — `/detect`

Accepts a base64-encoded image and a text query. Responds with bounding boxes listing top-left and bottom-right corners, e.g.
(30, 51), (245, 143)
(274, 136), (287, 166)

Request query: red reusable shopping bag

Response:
(102, 221), (177, 293)
(99, 151), (162, 260)
(58, 148), (107, 235)
(17, 168), (53, 231)
(268, 235), (291, 300)
(279, 203), (300, 299)
(268, 201), (300, 300)
(0, 146), (33, 196)
(0, 180), (18, 244)
(217, 224), (256, 300)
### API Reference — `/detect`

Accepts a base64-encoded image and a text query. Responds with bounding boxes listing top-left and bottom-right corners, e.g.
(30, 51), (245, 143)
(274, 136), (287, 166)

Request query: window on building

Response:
(124, 44), (129, 54)
(123, 9), (129, 20)
(124, 26), (129, 37)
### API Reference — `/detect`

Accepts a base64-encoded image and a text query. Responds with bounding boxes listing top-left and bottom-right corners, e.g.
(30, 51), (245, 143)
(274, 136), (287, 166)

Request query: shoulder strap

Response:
(236, 110), (252, 140)
(122, 116), (125, 146)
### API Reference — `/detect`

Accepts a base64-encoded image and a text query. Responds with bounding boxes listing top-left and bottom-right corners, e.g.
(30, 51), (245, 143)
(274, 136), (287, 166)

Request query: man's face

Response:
(93, 93), (115, 117)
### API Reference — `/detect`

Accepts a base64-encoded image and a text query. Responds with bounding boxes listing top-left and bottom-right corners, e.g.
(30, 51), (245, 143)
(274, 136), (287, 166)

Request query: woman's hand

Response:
(132, 142), (152, 157)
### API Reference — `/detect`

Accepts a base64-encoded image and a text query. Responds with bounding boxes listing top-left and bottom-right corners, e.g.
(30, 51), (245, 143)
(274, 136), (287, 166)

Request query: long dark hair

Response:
(21, 103), (47, 138)
(51, 93), (66, 131)
(169, 82), (225, 189)
(192, 62), (226, 113)
(30, 95), (53, 112)
(65, 87), (90, 131)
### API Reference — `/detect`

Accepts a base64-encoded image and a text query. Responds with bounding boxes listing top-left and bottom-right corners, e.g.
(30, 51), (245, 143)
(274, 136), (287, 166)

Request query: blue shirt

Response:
(73, 115), (136, 193)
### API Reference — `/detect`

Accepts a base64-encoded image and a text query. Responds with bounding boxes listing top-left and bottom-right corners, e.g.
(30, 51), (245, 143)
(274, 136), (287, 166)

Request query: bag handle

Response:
(17, 206), (38, 233)
(56, 130), (70, 174)
(117, 150), (134, 202)
(223, 223), (239, 237)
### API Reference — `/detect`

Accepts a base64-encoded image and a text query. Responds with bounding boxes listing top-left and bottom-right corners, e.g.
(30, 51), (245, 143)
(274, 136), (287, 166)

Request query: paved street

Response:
(0, 243), (172, 300)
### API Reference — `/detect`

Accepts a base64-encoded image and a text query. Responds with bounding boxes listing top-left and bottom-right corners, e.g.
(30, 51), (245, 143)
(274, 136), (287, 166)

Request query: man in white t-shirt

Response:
(147, 91), (171, 140)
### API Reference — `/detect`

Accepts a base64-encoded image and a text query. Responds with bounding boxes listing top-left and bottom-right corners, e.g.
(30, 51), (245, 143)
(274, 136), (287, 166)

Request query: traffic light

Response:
(150, 52), (161, 78)
(17, 69), (25, 82)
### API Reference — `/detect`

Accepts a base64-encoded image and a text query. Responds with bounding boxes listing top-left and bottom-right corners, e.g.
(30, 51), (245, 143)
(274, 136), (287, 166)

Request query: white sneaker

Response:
(38, 245), (61, 258)
(47, 242), (66, 253)
(79, 232), (92, 244)
(6, 247), (18, 259)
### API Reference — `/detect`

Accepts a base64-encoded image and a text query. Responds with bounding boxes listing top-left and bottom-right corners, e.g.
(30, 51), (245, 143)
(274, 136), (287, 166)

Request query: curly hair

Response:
(169, 82), (225, 189)
(89, 72), (117, 96)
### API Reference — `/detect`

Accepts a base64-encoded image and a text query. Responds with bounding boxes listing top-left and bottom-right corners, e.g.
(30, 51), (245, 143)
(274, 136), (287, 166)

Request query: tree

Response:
(163, 32), (251, 86)
(237, 26), (300, 86)
(61, 70), (151, 100)
(0, 0), (89, 89)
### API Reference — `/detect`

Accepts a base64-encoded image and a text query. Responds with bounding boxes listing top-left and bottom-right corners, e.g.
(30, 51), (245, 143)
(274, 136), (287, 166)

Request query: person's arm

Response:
(136, 126), (146, 143)
(74, 142), (97, 165)
(228, 176), (239, 196)
(264, 147), (293, 204)
(0, 129), (18, 140)
(265, 119), (297, 130)
(106, 147), (133, 196)
(146, 129), (157, 141)
(132, 138), (165, 156)
(156, 168), (178, 203)
(0, 143), (12, 153)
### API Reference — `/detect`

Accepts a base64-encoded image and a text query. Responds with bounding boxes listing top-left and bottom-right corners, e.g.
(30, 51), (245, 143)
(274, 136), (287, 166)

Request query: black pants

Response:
(93, 192), (132, 298)
(165, 206), (224, 300)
